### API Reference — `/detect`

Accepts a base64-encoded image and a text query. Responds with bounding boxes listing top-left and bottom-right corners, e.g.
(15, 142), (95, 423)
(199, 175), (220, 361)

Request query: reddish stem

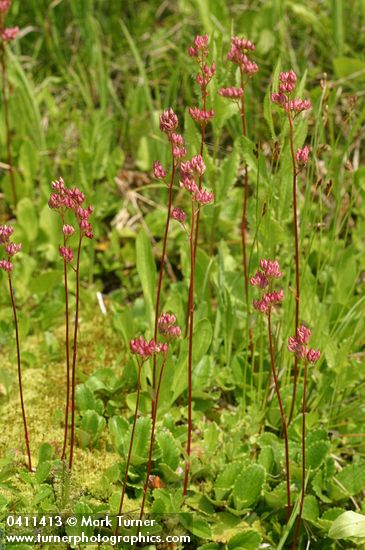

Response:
(8, 275), (32, 471)
(292, 360), (308, 549)
(61, 230), (71, 461)
(240, 71), (249, 306)
(268, 310), (291, 519)
(288, 112), (300, 424)
(185, 64), (207, 338)
(183, 197), (195, 495)
(68, 233), (82, 470)
(0, 40), (17, 205)
(139, 351), (168, 519)
(152, 150), (175, 393)
(115, 359), (143, 536)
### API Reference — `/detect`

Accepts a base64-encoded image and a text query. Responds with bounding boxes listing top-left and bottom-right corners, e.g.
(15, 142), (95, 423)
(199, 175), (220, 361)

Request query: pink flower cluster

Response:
(0, 1), (18, 43)
(227, 36), (258, 77)
(288, 325), (321, 363)
(59, 246), (73, 263)
(296, 145), (310, 165)
(0, 0), (11, 13)
(271, 70), (312, 114)
(0, 224), (21, 274)
(250, 259), (284, 314)
(130, 336), (168, 359)
(178, 154), (214, 206)
(153, 161), (166, 180)
(1, 25), (18, 41)
(172, 208), (186, 223)
(158, 313), (181, 340)
(188, 34), (209, 58)
(188, 35), (215, 127)
(189, 107), (214, 124)
(48, 177), (94, 239)
(158, 109), (186, 160)
(218, 87), (244, 99)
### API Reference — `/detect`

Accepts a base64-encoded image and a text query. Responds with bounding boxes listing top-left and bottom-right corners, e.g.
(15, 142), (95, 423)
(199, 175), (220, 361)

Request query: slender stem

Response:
(153, 150), (175, 392)
(267, 310), (291, 518)
(0, 41), (17, 205)
(8, 276), (32, 471)
(68, 234), (82, 470)
(240, 72), (249, 306)
(139, 352), (168, 520)
(61, 231), (71, 461)
(183, 197), (195, 495)
(115, 360), (143, 537)
(287, 111), (300, 425)
(185, 73), (207, 338)
(292, 360), (308, 549)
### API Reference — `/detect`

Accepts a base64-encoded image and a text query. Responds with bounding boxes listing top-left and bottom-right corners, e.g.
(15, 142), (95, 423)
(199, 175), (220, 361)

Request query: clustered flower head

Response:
(129, 336), (168, 359)
(296, 145), (310, 166)
(158, 313), (181, 340)
(157, 109), (186, 161)
(0, 224), (21, 274)
(227, 36), (258, 77)
(250, 259), (284, 314)
(0, 0), (18, 43)
(288, 325), (321, 363)
(48, 177), (94, 239)
(218, 86), (244, 100)
(271, 70), (312, 114)
(153, 161), (166, 180)
(172, 207), (186, 223)
(188, 35), (215, 127)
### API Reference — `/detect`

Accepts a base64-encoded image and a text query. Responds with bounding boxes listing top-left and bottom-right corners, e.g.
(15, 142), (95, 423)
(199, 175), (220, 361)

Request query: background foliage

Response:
(1, 1), (365, 548)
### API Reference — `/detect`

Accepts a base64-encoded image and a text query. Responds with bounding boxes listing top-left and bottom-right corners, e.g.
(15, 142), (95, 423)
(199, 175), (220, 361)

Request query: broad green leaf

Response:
(232, 465), (265, 510)
(215, 463), (242, 501)
(17, 198), (39, 242)
(329, 511), (365, 540)
(306, 441), (330, 469)
(302, 495), (319, 523)
(136, 229), (156, 329)
(155, 431), (180, 470)
(227, 529), (261, 550)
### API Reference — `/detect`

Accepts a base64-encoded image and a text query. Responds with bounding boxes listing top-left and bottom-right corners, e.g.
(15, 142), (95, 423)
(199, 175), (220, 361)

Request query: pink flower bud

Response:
(0, 0), (11, 14)
(0, 259), (13, 273)
(1, 26), (19, 42)
(195, 188), (214, 205)
(153, 161), (166, 180)
(219, 87), (244, 99)
(172, 208), (186, 223)
(5, 242), (22, 257)
(0, 224), (14, 243)
(62, 224), (75, 237)
(159, 108), (179, 133)
(59, 246), (73, 263)
(296, 146), (310, 165)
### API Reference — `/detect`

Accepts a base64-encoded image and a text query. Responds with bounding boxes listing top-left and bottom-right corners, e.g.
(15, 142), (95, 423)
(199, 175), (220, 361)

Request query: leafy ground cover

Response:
(1, 1), (365, 549)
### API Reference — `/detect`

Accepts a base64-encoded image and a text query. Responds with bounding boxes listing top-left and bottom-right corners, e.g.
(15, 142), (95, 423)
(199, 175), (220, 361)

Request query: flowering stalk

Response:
(184, 195), (195, 496)
(139, 334), (173, 519)
(152, 110), (185, 399)
(250, 259), (290, 517)
(271, 71), (311, 423)
(0, 1), (19, 206)
(0, 225), (32, 470)
(48, 178), (93, 469)
(219, 37), (258, 305)
(185, 35), (215, 337)
(288, 326), (320, 549)
(68, 233), (82, 470)
(174, 155), (214, 495)
(115, 352), (144, 537)
(60, 222), (72, 461)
